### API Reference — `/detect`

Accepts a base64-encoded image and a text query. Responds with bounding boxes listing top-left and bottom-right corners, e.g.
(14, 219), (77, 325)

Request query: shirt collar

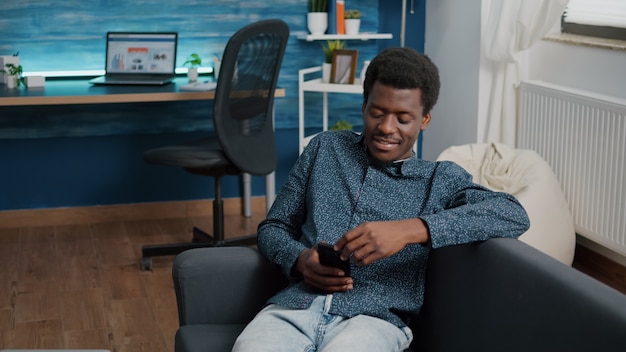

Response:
(356, 134), (426, 177)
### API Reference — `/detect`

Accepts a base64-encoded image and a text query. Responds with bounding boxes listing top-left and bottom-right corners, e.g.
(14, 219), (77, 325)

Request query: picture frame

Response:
(330, 49), (358, 84)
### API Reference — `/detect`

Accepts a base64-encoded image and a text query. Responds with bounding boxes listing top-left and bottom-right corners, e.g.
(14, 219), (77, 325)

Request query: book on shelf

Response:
(327, 0), (336, 34)
(336, 0), (345, 35)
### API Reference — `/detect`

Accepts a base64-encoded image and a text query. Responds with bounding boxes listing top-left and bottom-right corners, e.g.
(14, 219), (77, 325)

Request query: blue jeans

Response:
(232, 294), (413, 352)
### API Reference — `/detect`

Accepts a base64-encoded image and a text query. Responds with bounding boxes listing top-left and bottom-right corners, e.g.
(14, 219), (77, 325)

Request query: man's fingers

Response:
(304, 266), (353, 292)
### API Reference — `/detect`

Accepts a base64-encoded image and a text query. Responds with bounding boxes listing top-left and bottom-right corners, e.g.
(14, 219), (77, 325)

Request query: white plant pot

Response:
(5, 75), (17, 89)
(0, 55), (20, 85)
(187, 67), (198, 82)
(345, 19), (361, 35)
(307, 12), (328, 35)
(213, 61), (221, 81)
(322, 62), (331, 83)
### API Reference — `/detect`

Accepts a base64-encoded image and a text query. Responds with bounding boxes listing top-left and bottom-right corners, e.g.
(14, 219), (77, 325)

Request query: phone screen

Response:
(317, 243), (351, 276)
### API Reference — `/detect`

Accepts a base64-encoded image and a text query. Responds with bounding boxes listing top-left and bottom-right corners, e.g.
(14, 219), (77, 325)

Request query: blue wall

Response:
(379, 0), (426, 52)
(0, 0), (425, 211)
(0, 129), (300, 210)
(0, 0), (384, 136)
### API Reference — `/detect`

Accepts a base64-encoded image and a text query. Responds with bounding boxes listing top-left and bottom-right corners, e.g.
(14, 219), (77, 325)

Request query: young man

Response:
(232, 47), (530, 351)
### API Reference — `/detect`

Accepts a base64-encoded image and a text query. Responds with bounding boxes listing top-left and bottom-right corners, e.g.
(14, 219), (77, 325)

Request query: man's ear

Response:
(421, 113), (432, 130)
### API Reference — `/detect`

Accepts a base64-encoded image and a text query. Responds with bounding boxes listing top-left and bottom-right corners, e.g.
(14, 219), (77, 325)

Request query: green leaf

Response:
(309, 0), (328, 12)
(321, 40), (346, 63)
(183, 53), (202, 67)
(329, 120), (353, 131)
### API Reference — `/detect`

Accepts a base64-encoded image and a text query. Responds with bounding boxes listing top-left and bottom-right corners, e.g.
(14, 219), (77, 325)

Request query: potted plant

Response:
(307, 0), (328, 35)
(330, 119), (353, 131)
(183, 53), (202, 82)
(4, 63), (24, 88)
(344, 9), (362, 35)
(321, 40), (345, 82)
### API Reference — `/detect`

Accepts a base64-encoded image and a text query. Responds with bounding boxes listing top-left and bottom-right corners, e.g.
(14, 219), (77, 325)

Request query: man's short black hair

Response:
(363, 47), (440, 116)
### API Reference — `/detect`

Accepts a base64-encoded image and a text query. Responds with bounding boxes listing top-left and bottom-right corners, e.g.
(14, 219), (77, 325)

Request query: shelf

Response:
(302, 78), (363, 94)
(297, 33), (393, 41)
(298, 65), (365, 153)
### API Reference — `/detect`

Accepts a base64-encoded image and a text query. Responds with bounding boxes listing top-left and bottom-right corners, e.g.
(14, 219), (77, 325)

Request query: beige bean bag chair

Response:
(437, 143), (575, 265)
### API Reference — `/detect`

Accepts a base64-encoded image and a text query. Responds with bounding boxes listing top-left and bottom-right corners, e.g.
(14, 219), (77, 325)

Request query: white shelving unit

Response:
(296, 33), (393, 42)
(297, 32), (392, 153)
(298, 66), (363, 153)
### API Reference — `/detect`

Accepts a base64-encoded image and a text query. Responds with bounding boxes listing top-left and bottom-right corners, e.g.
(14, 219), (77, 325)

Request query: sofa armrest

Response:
(172, 246), (287, 326)
(411, 238), (626, 352)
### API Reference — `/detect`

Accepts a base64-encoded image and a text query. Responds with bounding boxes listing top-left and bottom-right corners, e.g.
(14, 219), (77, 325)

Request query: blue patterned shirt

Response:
(258, 131), (530, 328)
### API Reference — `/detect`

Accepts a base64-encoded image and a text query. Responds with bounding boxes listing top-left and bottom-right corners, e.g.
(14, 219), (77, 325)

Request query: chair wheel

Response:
(141, 257), (152, 270)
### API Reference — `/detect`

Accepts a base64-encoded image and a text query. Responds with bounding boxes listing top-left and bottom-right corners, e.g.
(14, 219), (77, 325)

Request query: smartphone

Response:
(317, 242), (351, 276)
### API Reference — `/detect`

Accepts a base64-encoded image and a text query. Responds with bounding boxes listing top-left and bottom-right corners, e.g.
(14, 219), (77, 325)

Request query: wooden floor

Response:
(1, 200), (625, 351)
(0, 200), (266, 352)
(572, 244), (626, 295)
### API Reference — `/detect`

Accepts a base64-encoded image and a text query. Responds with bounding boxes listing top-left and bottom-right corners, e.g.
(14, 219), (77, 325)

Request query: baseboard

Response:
(576, 234), (626, 268)
(0, 197), (267, 229)
(574, 235), (626, 294)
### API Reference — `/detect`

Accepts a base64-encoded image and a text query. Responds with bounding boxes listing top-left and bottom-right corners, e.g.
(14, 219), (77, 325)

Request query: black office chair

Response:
(140, 19), (290, 270)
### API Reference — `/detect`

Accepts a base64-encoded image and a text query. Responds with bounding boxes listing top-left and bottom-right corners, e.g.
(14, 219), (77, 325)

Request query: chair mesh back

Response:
(213, 19), (289, 176)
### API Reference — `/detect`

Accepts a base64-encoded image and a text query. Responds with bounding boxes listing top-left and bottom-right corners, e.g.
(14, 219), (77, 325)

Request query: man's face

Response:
(362, 82), (431, 163)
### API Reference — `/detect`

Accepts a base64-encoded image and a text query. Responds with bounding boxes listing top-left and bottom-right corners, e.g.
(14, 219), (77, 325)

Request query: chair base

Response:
(140, 227), (257, 270)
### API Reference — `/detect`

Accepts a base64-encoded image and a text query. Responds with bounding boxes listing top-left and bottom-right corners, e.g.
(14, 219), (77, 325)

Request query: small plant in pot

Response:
(344, 9), (362, 35)
(330, 119), (353, 131)
(307, 0), (329, 35)
(322, 40), (345, 64)
(321, 40), (345, 82)
(309, 0), (328, 12)
(183, 53), (202, 82)
(345, 9), (361, 19)
(4, 63), (24, 88)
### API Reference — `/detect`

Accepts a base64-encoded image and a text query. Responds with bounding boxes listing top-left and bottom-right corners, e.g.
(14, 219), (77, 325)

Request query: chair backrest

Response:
(213, 19), (289, 176)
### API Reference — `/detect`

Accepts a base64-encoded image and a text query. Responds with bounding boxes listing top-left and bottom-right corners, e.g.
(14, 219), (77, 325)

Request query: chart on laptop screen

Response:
(106, 32), (177, 74)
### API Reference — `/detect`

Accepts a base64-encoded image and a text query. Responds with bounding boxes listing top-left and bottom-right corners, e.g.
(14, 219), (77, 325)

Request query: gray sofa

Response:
(172, 238), (626, 352)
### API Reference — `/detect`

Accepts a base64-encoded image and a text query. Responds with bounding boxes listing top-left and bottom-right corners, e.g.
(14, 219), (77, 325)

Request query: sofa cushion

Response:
(175, 324), (246, 352)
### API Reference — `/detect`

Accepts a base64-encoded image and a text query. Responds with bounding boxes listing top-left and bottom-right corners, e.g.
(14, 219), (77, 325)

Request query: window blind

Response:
(562, 0), (626, 40)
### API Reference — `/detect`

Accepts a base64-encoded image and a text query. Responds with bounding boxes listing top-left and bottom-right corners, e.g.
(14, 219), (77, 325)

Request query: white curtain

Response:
(482, 0), (568, 146)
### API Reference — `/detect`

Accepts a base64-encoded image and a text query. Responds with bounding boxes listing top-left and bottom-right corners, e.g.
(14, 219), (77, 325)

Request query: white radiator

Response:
(517, 81), (626, 257)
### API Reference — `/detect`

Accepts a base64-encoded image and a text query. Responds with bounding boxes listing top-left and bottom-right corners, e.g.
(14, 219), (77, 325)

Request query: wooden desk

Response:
(0, 77), (282, 213)
(0, 77), (284, 106)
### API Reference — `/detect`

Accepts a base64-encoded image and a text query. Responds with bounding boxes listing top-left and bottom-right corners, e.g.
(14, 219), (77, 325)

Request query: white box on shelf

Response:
(25, 75), (45, 88)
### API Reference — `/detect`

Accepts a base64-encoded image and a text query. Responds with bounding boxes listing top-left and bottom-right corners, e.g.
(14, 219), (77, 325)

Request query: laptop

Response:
(89, 32), (178, 85)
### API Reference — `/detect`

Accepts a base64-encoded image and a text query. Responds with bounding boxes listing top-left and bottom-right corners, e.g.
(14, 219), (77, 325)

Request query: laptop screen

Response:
(105, 32), (177, 75)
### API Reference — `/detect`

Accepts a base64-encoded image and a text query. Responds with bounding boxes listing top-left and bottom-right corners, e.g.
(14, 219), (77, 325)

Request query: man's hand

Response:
(334, 218), (430, 266)
(294, 246), (353, 293)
